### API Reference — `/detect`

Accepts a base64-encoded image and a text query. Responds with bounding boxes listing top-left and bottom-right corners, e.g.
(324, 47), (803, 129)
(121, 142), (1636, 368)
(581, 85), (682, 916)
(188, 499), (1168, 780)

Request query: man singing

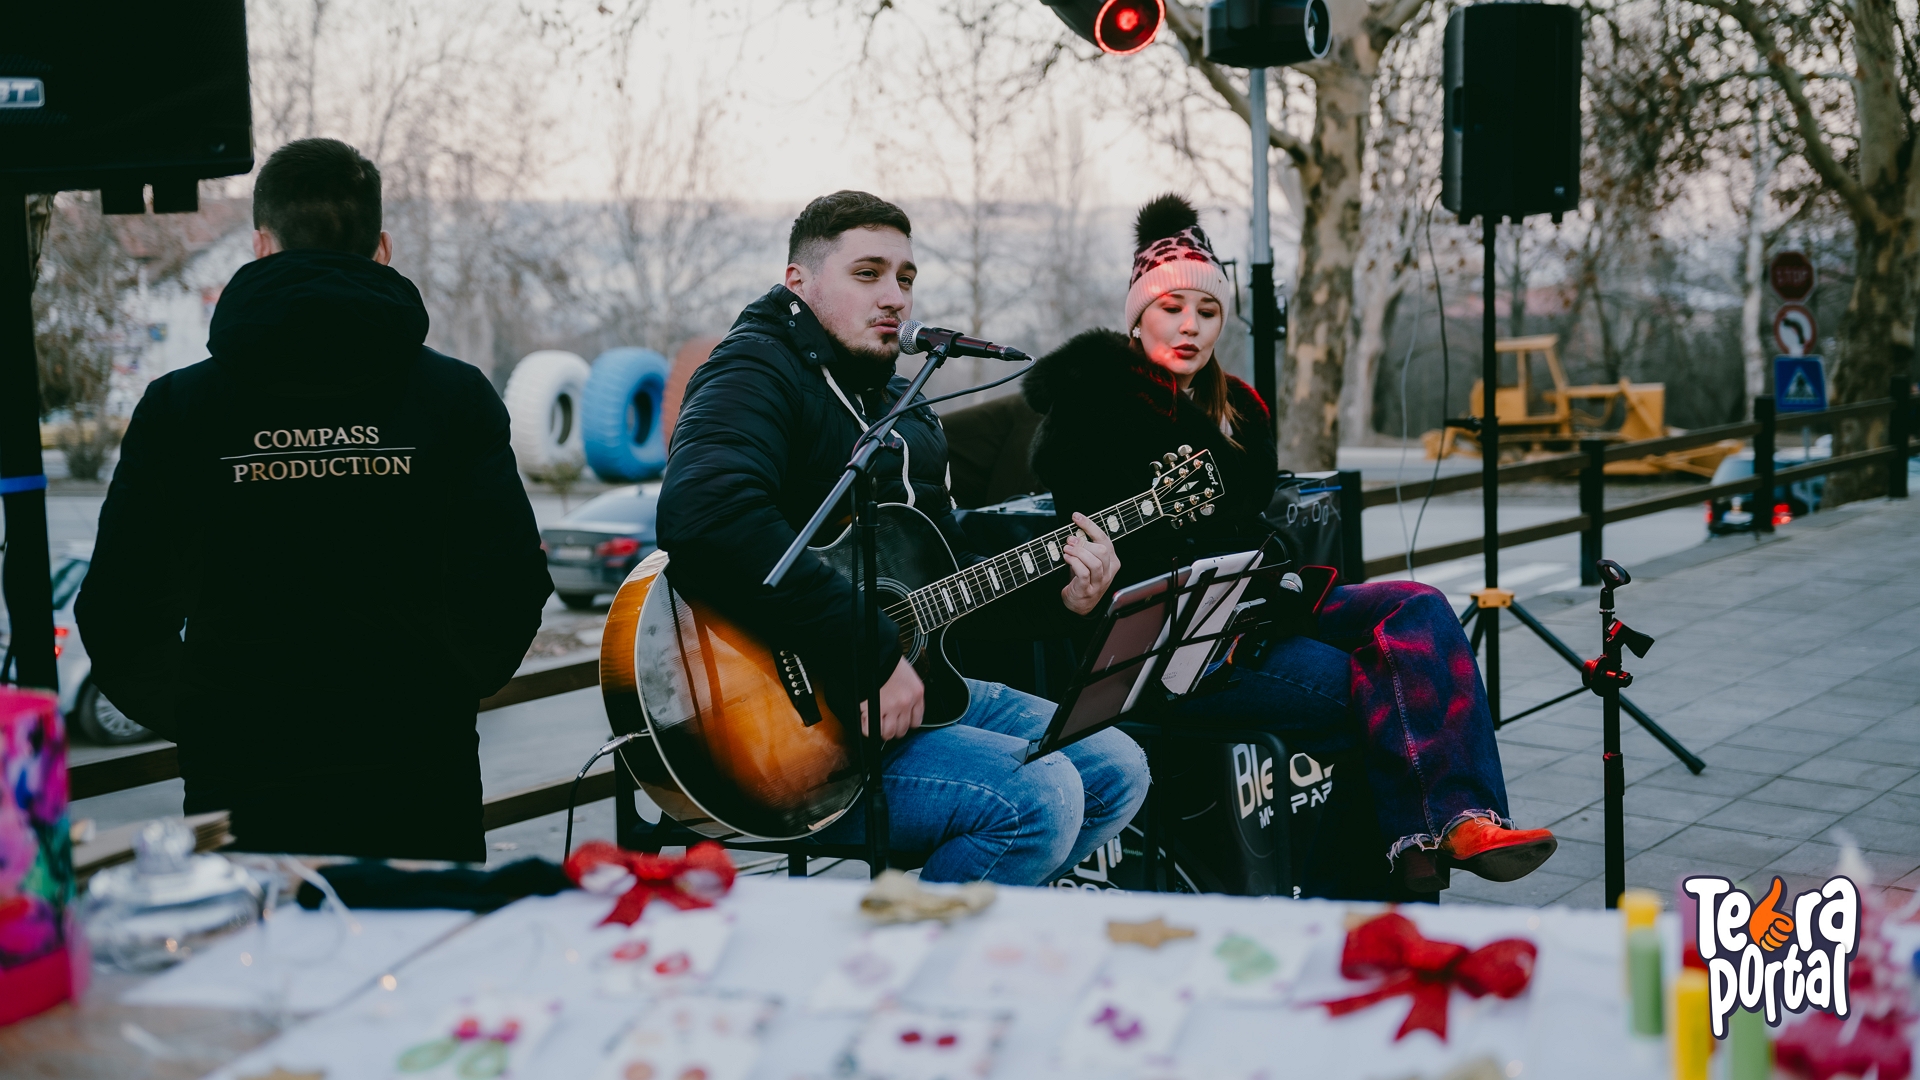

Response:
(78, 138), (552, 860)
(657, 191), (1149, 884)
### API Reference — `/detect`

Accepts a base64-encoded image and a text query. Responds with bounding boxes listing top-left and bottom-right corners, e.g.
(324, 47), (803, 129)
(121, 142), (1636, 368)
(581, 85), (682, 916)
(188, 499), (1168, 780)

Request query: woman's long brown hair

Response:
(1131, 338), (1244, 449)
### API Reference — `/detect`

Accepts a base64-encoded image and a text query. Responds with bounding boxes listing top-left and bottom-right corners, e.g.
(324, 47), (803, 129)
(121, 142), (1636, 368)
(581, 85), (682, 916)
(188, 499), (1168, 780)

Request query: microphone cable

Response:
(851, 357), (1038, 452)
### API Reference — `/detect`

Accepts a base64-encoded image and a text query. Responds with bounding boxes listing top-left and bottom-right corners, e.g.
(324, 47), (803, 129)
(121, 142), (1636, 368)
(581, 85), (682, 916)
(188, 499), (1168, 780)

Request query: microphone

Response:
(897, 320), (1031, 361)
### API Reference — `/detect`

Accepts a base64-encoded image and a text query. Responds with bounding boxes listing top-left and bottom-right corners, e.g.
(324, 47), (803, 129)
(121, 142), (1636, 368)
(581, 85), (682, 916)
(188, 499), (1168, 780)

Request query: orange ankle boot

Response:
(1442, 819), (1558, 883)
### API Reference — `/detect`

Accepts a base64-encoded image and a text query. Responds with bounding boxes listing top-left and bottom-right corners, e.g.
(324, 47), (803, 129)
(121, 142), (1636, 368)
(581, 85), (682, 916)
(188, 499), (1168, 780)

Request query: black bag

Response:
(1048, 738), (1342, 898)
(1261, 471), (1352, 576)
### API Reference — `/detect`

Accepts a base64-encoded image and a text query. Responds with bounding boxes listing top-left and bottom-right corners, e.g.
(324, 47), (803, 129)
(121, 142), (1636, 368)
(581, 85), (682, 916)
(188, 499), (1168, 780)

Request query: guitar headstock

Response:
(1148, 445), (1224, 529)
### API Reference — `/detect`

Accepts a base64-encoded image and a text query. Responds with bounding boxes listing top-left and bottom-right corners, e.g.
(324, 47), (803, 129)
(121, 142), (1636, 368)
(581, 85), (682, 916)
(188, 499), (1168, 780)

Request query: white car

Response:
(0, 548), (155, 745)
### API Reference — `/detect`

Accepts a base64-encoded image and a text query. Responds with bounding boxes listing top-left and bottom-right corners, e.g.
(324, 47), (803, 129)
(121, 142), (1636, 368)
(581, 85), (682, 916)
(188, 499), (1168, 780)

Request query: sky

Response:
(546, 3), (1250, 208)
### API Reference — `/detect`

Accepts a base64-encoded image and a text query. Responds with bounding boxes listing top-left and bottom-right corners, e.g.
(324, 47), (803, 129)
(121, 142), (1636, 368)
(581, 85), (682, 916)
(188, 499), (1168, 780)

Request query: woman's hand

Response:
(1060, 512), (1120, 616)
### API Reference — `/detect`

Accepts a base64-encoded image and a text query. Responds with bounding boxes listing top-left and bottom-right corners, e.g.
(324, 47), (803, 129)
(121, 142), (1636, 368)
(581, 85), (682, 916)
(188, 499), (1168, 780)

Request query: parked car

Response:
(0, 549), (157, 745)
(1706, 436), (1829, 535)
(541, 483), (660, 609)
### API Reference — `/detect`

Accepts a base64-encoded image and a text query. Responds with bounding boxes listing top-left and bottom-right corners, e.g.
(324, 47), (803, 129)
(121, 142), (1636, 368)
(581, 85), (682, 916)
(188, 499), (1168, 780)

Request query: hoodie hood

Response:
(208, 249), (430, 393)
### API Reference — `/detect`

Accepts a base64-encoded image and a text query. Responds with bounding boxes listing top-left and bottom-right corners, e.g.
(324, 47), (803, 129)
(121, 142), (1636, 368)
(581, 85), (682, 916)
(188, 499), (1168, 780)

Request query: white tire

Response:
(504, 350), (591, 480)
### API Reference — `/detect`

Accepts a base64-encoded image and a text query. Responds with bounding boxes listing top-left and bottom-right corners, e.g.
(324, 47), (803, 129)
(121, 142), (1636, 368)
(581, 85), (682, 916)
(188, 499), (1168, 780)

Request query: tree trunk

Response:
(1818, 0), (1918, 502)
(1829, 217), (1918, 500)
(1279, 64), (1371, 470)
(1344, 271), (1403, 444)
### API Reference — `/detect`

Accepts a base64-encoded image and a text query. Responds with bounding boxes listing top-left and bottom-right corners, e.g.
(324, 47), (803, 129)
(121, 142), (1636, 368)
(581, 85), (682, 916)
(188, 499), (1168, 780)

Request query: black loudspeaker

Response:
(1441, 3), (1581, 223)
(0, 1), (253, 211)
(1204, 0), (1332, 67)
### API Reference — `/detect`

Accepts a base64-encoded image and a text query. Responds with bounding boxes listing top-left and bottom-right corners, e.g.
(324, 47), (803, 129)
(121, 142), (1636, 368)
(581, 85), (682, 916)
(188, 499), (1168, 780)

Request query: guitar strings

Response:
(877, 475), (1193, 633)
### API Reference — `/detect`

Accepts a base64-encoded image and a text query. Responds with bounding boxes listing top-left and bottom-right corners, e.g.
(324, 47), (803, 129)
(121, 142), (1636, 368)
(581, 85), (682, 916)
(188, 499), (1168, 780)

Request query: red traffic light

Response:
(1044, 0), (1165, 55)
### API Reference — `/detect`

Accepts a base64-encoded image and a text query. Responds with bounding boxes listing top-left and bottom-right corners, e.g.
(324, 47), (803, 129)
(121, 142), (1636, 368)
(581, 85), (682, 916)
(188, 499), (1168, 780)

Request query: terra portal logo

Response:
(1682, 875), (1859, 1038)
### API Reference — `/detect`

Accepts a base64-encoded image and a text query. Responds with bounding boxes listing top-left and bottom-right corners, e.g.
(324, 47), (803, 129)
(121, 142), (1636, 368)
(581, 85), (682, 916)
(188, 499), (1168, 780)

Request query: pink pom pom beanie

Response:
(1123, 194), (1235, 331)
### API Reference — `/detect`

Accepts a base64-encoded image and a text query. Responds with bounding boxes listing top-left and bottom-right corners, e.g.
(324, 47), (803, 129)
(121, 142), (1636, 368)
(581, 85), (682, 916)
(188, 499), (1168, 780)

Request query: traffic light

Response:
(1203, 0), (1331, 67)
(1042, 0), (1165, 55)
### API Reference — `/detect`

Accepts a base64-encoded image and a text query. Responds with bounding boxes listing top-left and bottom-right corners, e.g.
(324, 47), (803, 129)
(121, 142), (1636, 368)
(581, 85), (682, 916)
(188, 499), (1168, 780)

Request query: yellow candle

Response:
(1622, 888), (1661, 930)
(1674, 968), (1711, 1080)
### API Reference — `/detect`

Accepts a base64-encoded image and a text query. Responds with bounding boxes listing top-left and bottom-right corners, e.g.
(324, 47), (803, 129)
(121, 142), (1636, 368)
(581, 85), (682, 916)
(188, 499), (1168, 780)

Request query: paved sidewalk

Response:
(1447, 496), (1920, 909)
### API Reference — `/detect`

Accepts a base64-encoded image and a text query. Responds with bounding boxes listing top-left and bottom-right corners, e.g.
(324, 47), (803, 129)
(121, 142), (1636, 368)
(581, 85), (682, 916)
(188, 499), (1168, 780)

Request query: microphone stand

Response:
(765, 342), (952, 879)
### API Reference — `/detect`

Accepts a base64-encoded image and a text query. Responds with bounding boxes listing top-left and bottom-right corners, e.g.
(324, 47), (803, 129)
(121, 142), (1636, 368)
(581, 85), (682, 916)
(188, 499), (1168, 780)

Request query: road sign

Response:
(1769, 251), (1816, 301)
(1774, 355), (1828, 413)
(1773, 303), (1817, 356)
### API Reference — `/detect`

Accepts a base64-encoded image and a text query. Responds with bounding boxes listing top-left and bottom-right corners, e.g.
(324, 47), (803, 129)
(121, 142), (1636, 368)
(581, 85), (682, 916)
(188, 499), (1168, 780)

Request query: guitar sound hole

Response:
(875, 578), (923, 662)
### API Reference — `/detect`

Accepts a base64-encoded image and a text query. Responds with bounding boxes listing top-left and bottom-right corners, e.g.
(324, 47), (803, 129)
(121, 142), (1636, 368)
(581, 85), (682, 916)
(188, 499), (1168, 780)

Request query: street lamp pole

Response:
(1247, 68), (1280, 435)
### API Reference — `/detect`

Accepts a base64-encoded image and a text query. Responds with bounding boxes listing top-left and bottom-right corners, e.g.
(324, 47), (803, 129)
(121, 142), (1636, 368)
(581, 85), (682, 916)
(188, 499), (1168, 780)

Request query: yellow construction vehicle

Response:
(1424, 334), (1741, 477)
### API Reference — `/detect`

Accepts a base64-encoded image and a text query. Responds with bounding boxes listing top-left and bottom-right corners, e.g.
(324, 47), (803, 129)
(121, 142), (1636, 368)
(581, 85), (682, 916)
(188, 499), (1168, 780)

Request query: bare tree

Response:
(1342, 19), (1447, 442)
(1688, 0), (1919, 498)
(1150, 0), (1433, 468)
(31, 195), (191, 478)
(591, 83), (762, 354)
(247, 0), (580, 381)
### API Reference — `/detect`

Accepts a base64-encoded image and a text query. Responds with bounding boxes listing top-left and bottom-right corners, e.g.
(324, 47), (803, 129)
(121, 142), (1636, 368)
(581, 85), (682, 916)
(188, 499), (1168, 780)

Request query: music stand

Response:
(1026, 552), (1304, 893)
(1023, 551), (1274, 762)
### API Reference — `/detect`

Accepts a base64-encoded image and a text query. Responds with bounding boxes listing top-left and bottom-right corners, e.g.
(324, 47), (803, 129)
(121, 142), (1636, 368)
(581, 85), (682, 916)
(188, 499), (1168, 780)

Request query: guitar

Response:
(599, 447), (1224, 840)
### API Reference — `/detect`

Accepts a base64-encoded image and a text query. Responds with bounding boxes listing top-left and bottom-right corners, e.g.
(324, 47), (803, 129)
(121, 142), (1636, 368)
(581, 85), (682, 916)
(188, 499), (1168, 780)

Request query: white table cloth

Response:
(199, 878), (1671, 1080)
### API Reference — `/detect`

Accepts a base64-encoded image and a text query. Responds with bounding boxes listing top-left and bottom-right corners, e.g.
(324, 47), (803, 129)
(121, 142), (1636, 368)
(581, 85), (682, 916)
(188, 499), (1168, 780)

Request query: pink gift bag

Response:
(0, 687), (84, 1026)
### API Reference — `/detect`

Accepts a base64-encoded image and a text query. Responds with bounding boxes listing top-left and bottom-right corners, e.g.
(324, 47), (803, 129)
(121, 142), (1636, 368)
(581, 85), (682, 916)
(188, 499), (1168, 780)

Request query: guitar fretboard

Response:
(891, 491), (1169, 634)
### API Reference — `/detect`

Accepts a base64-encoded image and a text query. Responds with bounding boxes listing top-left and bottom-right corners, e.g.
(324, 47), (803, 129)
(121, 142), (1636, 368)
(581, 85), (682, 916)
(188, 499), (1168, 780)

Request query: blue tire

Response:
(582, 347), (672, 481)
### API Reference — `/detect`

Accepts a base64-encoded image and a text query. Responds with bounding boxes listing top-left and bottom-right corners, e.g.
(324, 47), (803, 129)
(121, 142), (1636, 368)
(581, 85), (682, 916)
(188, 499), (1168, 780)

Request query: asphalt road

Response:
(18, 460), (1731, 868)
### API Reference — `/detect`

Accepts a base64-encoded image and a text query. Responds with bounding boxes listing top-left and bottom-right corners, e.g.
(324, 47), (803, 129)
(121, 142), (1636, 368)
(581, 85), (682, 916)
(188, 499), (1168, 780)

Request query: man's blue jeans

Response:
(814, 679), (1150, 885)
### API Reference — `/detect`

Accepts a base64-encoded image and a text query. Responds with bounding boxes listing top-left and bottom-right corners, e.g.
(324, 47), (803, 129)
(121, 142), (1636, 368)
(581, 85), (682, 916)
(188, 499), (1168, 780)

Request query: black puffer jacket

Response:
(76, 249), (552, 862)
(1025, 330), (1279, 587)
(659, 287), (987, 700)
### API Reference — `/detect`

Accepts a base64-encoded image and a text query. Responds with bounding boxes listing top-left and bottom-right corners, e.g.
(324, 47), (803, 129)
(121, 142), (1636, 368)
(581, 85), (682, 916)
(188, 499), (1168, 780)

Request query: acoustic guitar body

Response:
(600, 504), (971, 841)
(599, 447), (1222, 841)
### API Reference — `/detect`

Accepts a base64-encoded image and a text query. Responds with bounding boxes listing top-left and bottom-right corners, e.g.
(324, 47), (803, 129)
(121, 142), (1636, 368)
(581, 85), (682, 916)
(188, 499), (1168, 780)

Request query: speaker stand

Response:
(1452, 215), (1702, 775)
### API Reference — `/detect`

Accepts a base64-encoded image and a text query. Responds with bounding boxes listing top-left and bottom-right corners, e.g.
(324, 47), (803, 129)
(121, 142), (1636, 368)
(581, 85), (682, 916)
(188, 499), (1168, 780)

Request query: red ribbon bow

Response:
(1318, 912), (1537, 1041)
(563, 840), (737, 926)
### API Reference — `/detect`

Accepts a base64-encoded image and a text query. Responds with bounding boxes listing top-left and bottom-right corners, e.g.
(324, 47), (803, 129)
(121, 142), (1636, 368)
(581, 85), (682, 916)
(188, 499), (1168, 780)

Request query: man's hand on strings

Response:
(1060, 512), (1120, 616)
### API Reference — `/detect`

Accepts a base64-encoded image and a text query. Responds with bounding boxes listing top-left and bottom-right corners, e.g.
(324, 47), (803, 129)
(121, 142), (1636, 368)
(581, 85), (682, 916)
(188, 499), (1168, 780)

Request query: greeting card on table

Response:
(593, 991), (780, 1080)
(597, 908), (733, 995)
(390, 995), (558, 1079)
(1184, 926), (1316, 1003)
(809, 923), (942, 1013)
(842, 1006), (1008, 1080)
(1056, 976), (1192, 1075)
(943, 923), (1105, 1001)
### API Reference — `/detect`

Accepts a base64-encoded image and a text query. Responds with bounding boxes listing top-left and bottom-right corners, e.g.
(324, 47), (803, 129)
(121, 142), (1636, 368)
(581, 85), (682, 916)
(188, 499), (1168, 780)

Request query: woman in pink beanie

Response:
(1024, 194), (1557, 896)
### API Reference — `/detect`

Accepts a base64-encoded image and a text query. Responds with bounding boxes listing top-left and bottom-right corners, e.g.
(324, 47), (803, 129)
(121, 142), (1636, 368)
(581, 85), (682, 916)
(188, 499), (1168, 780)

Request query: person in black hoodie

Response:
(656, 191), (1149, 885)
(1025, 195), (1558, 894)
(76, 139), (551, 861)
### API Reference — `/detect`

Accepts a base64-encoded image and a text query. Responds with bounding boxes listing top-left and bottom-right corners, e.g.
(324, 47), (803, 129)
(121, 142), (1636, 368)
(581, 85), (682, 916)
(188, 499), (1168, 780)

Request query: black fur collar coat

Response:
(1024, 329), (1279, 588)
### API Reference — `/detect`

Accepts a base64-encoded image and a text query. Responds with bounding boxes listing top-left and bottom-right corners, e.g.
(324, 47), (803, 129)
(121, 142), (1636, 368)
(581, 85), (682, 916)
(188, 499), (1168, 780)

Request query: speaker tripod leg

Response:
(1485, 605), (1501, 726)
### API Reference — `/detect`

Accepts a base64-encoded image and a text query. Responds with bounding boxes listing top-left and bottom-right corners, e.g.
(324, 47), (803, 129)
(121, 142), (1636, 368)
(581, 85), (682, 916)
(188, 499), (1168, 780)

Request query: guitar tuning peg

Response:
(1200, 505), (1214, 516)
(1203, 488), (1215, 499)
(1177, 444), (1193, 457)
(1163, 452), (1178, 465)
(1151, 461), (1164, 476)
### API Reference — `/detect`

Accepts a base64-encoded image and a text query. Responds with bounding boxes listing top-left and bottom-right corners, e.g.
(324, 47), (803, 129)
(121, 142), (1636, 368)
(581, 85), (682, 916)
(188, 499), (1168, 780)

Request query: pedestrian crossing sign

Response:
(1774, 355), (1827, 413)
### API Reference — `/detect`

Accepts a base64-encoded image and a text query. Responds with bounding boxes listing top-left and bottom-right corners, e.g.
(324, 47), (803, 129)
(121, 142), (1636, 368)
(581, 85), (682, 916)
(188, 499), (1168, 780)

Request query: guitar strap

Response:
(821, 367), (916, 509)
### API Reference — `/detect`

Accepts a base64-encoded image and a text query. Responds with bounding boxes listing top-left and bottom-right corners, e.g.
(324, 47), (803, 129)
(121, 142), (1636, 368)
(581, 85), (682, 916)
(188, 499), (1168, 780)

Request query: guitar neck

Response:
(906, 490), (1166, 632)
